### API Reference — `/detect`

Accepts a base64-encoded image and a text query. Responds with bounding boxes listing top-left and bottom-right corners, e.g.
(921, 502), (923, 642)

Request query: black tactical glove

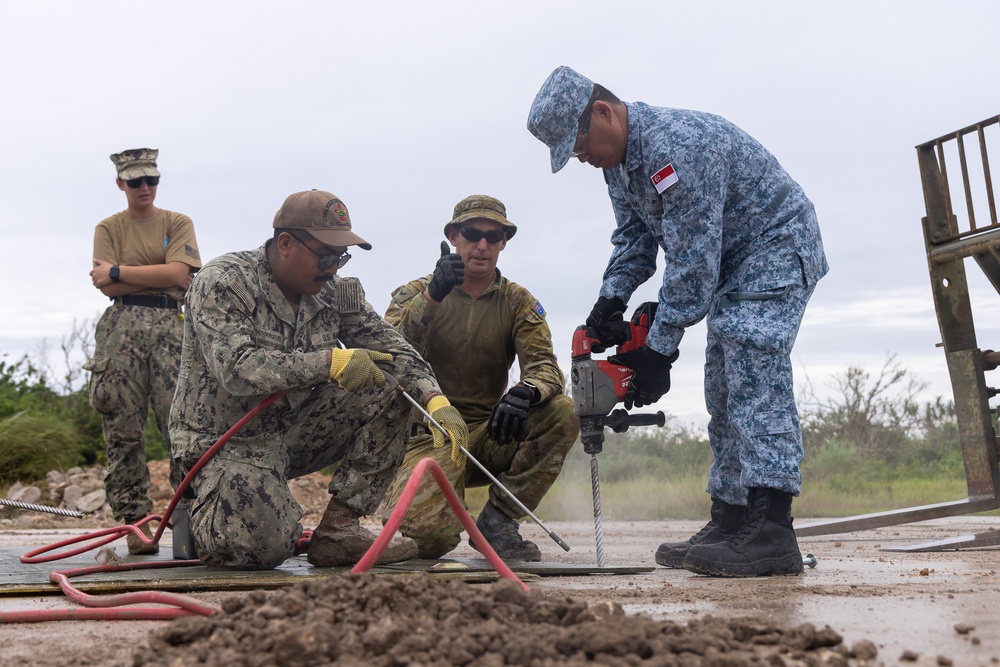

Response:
(607, 346), (680, 410)
(487, 385), (534, 445)
(585, 296), (629, 353)
(427, 240), (465, 303)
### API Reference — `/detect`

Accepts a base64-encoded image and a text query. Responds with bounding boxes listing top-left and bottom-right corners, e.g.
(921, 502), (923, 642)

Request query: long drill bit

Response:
(590, 454), (606, 567)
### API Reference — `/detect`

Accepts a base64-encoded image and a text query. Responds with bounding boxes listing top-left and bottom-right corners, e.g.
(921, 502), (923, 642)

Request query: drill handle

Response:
(605, 409), (666, 433)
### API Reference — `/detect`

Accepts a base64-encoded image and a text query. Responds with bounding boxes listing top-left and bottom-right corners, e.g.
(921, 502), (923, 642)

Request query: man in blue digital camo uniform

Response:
(169, 189), (468, 569)
(378, 195), (579, 562)
(528, 66), (828, 577)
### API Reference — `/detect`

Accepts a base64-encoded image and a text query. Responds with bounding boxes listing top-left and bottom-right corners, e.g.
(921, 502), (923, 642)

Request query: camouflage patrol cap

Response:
(273, 189), (372, 250)
(526, 66), (595, 173)
(110, 148), (160, 180)
(444, 195), (517, 240)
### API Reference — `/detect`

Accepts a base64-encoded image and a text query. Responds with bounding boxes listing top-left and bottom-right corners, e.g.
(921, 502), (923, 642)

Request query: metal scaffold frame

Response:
(796, 115), (1000, 551)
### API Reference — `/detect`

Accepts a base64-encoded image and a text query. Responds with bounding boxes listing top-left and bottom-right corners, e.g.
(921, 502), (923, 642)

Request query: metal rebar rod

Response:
(0, 498), (84, 518)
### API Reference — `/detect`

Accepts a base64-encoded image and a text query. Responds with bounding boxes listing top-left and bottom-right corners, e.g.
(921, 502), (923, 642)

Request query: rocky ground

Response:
(3, 464), (1000, 666)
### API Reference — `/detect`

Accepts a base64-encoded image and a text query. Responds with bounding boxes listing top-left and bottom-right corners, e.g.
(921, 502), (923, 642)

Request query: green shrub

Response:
(0, 357), (61, 420)
(0, 412), (82, 484)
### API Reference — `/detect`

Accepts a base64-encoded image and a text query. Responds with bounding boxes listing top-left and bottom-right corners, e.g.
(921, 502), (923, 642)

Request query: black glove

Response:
(487, 385), (534, 445)
(607, 346), (679, 410)
(427, 240), (465, 302)
(585, 296), (629, 353)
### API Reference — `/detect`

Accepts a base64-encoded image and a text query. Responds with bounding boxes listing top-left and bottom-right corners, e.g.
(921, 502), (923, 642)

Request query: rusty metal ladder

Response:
(796, 115), (1000, 551)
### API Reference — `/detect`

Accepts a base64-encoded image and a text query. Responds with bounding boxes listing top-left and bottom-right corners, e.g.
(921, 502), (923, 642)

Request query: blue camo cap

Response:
(527, 66), (595, 173)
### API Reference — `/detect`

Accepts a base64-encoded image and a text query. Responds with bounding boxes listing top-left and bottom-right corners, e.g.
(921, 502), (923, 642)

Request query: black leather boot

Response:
(655, 497), (745, 567)
(682, 487), (803, 577)
(469, 502), (541, 562)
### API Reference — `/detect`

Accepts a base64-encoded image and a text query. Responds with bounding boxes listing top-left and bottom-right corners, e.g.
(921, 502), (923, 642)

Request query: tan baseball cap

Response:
(443, 194), (517, 240)
(273, 190), (372, 250)
(110, 148), (160, 180)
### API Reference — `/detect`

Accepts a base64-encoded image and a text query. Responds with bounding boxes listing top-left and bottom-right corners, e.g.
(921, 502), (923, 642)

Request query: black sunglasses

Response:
(125, 176), (160, 188)
(288, 231), (352, 270)
(459, 227), (506, 244)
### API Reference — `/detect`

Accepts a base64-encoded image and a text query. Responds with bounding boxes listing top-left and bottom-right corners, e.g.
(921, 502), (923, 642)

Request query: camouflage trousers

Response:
(704, 247), (817, 506)
(86, 303), (184, 522)
(379, 393), (579, 558)
(186, 383), (410, 569)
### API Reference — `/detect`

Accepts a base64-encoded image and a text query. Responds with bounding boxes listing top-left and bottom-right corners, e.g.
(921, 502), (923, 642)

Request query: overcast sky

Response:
(1, 1), (998, 430)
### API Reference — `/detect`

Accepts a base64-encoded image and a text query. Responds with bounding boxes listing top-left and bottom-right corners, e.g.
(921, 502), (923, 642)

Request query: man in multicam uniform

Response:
(87, 148), (201, 555)
(378, 195), (579, 562)
(528, 67), (828, 577)
(168, 189), (468, 570)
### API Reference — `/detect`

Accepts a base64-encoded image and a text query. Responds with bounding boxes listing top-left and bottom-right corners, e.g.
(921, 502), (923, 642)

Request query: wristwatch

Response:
(109, 265), (120, 282)
(519, 380), (540, 403)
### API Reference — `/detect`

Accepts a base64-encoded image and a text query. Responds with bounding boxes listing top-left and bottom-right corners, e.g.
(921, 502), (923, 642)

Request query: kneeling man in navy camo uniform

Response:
(168, 189), (468, 569)
(528, 67), (828, 577)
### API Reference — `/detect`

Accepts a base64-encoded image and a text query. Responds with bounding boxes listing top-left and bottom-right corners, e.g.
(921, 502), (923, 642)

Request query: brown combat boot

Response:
(126, 520), (159, 555)
(307, 497), (418, 567)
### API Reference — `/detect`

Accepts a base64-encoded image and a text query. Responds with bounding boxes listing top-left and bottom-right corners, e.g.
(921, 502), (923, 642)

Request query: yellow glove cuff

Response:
(426, 394), (450, 414)
(329, 348), (351, 381)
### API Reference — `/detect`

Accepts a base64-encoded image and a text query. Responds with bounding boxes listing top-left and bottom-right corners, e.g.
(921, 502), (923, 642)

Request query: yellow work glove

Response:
(329, 348), (393, 392)
(427, 395), (469, 469)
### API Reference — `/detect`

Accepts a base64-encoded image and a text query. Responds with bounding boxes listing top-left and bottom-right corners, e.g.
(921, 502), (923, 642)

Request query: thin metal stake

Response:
(395, 385), (570, 552)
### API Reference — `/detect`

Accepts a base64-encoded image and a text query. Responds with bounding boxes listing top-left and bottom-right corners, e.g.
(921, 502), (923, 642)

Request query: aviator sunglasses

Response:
(458, 227), (506, 244)
(288, 231), (352, 270)
(125, 176), (160, 188)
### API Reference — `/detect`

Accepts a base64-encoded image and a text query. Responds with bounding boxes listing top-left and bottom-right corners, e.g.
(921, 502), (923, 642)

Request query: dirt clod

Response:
(849, 639), (878, 660)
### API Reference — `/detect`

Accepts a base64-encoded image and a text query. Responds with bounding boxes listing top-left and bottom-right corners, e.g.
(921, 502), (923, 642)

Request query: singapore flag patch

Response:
(651, 163), (679, 194)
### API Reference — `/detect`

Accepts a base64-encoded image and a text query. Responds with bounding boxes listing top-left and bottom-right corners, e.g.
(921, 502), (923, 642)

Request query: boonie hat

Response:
(110, 148), (160, 180)
(526, 66), (595, 173)
(273, 189), (372, 250)
(444, 195), (516, 240)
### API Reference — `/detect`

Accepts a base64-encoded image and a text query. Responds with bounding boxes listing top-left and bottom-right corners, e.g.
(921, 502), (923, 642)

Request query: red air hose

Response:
(353, 456), (528, 591)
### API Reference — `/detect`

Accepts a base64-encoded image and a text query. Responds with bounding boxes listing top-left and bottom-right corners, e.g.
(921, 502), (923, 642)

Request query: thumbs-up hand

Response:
(427, 240), (465, 303)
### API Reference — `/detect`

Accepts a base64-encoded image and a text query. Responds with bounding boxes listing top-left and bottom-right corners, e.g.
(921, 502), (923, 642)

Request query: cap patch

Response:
(324, 200), (350, 226)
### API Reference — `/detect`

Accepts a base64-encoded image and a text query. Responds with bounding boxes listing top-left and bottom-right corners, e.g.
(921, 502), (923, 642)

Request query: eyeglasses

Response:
(125, 176), (160, 188)
(571, 88), (601, 158)
(458, 227), (506, 244)
(288, 232), (352, 270)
